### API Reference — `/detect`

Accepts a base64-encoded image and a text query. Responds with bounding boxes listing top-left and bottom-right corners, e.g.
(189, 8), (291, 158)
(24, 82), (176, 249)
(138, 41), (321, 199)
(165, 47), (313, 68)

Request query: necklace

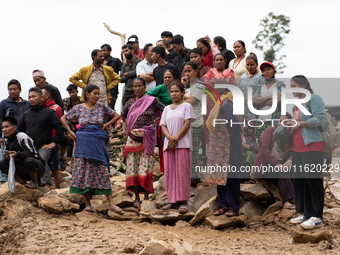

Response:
(85, 103), (97, 110)
(232, 55), (245, 70)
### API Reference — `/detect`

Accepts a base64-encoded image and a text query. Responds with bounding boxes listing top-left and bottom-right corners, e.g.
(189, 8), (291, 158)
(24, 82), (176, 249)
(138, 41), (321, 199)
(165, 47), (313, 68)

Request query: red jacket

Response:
(45, 100), (62, 138)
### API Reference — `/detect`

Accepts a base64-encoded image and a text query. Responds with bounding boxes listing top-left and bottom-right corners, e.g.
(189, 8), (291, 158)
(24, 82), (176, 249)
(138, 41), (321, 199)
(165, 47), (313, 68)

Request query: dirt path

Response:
(1, 206), (339, 255)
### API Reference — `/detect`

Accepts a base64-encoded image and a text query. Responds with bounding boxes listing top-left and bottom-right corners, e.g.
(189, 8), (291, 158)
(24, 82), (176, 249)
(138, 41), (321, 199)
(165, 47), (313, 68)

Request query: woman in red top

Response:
(287, 75), (325, 230)
(196, 38), (214, 68)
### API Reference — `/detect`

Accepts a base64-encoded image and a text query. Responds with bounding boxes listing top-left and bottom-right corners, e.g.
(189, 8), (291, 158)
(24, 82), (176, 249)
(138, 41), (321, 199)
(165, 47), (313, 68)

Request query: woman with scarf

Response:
(205, 81), (245, 216)
(121, 77), (165, 210)
(160, 82), (195, 213)
(203, 53), (236, 144)
(146, 69), (176, 106)
(60, 84), (123, 214)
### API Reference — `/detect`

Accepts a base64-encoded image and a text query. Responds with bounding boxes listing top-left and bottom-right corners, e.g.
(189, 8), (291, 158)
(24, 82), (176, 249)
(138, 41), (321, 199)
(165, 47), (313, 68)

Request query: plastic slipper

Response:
(24, 181), (38, 189)
(283, 204), (296, 210)
(178, 205), (188, 213)
(162, 203), (177, 210)
(225, 210), (239, 217)
(213, 207), (230, 216)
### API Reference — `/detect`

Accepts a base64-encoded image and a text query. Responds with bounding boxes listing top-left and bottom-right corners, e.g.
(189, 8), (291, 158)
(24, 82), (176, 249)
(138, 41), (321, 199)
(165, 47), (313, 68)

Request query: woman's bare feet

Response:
(109, 204), (124, 214)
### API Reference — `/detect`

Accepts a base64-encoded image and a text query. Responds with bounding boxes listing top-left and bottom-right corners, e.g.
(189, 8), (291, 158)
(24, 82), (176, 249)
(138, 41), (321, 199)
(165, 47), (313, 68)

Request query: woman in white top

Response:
(228, 40), (247, 83)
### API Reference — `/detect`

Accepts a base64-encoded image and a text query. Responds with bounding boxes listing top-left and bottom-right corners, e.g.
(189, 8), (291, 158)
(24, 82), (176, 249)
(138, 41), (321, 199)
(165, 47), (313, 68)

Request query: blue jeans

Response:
(0, 170), (8, 182)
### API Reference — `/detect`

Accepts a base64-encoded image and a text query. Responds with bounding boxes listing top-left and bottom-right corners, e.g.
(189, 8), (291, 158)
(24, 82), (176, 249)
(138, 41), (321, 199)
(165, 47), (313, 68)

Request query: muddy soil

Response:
(0, 205), (339, 255)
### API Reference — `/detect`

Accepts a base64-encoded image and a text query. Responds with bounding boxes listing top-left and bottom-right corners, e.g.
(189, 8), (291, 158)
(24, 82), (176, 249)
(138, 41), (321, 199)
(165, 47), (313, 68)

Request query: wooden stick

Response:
(103, 23), (126, 50)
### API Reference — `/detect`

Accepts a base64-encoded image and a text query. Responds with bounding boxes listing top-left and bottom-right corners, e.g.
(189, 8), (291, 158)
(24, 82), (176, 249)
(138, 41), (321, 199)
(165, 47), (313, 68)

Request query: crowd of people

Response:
(0, 31), (330, 229)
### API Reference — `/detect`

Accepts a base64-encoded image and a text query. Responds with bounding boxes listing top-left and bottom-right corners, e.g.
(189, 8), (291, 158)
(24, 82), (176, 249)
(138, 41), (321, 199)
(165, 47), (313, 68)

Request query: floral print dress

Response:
(66, 103), (114, 194)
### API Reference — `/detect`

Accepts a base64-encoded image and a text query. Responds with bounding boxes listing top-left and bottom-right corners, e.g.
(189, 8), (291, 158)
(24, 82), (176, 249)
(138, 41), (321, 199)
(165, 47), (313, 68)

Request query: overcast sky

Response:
(1, 0), (339, 112)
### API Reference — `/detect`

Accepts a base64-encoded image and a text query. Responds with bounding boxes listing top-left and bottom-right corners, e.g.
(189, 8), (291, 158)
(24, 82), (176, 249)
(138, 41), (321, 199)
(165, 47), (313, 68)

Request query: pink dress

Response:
(160, 103), (196, 203)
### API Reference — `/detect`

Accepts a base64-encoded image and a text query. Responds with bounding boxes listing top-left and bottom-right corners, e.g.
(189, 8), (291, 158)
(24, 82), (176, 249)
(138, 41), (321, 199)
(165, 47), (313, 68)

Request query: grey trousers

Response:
(38, 148), (52, 186)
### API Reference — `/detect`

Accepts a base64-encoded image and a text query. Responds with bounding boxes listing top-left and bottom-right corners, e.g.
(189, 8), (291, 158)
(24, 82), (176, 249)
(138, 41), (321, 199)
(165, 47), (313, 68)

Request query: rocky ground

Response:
(1, 124), (340, 254)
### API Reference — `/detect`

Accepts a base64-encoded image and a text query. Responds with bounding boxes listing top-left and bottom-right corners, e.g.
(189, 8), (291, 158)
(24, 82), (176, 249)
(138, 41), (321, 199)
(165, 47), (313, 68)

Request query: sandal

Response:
(24, 181), (38, 189)
(213, 207), (230, 216)
(178, 205), (188, 213)
(162, 203), (178, 210)
(225, 210), (239, 217)
(83, 208), (94, 213)
(283, 204), (296, 210)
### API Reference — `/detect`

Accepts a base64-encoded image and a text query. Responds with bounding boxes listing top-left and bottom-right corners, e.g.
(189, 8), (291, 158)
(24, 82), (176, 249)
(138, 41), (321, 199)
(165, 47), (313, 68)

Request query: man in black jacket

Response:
(170, 35), (190, 76)
(19, 87), (64, 189)
(0, 116), (44, 188)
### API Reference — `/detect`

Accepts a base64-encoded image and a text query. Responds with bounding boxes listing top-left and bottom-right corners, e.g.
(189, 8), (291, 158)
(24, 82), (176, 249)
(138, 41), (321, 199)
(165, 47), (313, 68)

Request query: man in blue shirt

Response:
(0, 79), (30, 183)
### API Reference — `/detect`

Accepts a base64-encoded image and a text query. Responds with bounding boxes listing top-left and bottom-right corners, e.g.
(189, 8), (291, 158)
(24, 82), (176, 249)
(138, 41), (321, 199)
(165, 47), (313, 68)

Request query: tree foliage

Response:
(252, 12), (291, 73)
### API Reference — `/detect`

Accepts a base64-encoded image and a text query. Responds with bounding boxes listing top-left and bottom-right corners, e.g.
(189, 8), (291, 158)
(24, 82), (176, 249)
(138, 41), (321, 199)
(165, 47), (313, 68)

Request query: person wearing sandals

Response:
(253, 114), (295, 210)
(205, 84), (245, 217)
(160, 82), (196, 213)
(121, 78), (165, 210)
(60, 84), (124, 214)
(0, 116), (44, 189)
(286, 75), (326, 229)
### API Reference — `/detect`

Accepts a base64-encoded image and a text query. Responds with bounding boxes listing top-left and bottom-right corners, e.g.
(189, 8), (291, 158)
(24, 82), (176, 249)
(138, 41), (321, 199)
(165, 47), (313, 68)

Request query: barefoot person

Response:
(121, 77), (165, 210)
(160, 82), (195, 213)
(60, 84), (123, 214)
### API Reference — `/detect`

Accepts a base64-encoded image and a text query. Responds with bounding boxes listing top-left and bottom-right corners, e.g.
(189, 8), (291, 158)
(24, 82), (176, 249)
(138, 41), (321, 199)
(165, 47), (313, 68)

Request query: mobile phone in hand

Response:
(4, 150), (9, 155)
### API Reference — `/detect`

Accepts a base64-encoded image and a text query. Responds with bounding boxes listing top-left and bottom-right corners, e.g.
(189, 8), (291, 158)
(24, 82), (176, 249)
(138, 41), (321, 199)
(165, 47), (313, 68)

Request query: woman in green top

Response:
(146, 69), (177, 106)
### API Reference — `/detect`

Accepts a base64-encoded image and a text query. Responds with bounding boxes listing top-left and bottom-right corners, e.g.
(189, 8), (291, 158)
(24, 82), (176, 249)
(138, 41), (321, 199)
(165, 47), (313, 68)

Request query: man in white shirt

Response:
(136, 44), (158, 91)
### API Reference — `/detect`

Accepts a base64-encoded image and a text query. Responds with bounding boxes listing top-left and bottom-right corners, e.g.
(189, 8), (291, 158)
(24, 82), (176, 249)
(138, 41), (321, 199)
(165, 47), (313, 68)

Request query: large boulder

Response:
(240, 183), (274, 201)
(205, 214), (247, 229)
(240, 200), (263, 218)
(140, 209), (195, 223)
(193, 184), (217, 212)
(44, 188), (85, 205)
(38, 196), (80, 213)
(0, 198), (33, 220)
(140, 238), (193, 255)
(293, 228), (332, 243)
(0, 182), (43, 202)
(189, 195), (219, 226)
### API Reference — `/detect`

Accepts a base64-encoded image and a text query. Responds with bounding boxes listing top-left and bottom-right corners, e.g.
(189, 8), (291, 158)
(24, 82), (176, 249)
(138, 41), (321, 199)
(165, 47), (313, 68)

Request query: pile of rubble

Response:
(0, 123), (337, 247)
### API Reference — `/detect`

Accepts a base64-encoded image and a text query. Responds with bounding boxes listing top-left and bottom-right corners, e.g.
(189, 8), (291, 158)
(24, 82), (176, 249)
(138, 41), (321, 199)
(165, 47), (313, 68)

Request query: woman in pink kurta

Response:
(160, 82), (196, 213)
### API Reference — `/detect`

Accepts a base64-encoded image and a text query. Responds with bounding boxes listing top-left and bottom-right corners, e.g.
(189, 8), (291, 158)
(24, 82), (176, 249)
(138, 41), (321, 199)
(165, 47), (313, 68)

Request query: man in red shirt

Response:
(41, 85), (63, 189)
(127, 35), (144, 60)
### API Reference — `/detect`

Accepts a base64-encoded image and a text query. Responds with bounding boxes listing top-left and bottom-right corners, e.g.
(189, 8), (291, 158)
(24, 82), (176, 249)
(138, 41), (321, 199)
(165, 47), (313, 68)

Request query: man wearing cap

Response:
(120, 44), (142, 107)
(69, 49), (121, 105)
(127, 35), (144, 60)
(136, 43), (158, 92)
(32, 69), (64, 114)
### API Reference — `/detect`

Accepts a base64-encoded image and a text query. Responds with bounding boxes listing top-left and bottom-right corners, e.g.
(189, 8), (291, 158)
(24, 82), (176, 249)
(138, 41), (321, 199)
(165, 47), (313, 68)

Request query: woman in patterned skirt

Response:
(160, 82), (196, 213)
(121, 77), (164, 210)
(60, 84), (123, 214)
(205, 84), (245, 216)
